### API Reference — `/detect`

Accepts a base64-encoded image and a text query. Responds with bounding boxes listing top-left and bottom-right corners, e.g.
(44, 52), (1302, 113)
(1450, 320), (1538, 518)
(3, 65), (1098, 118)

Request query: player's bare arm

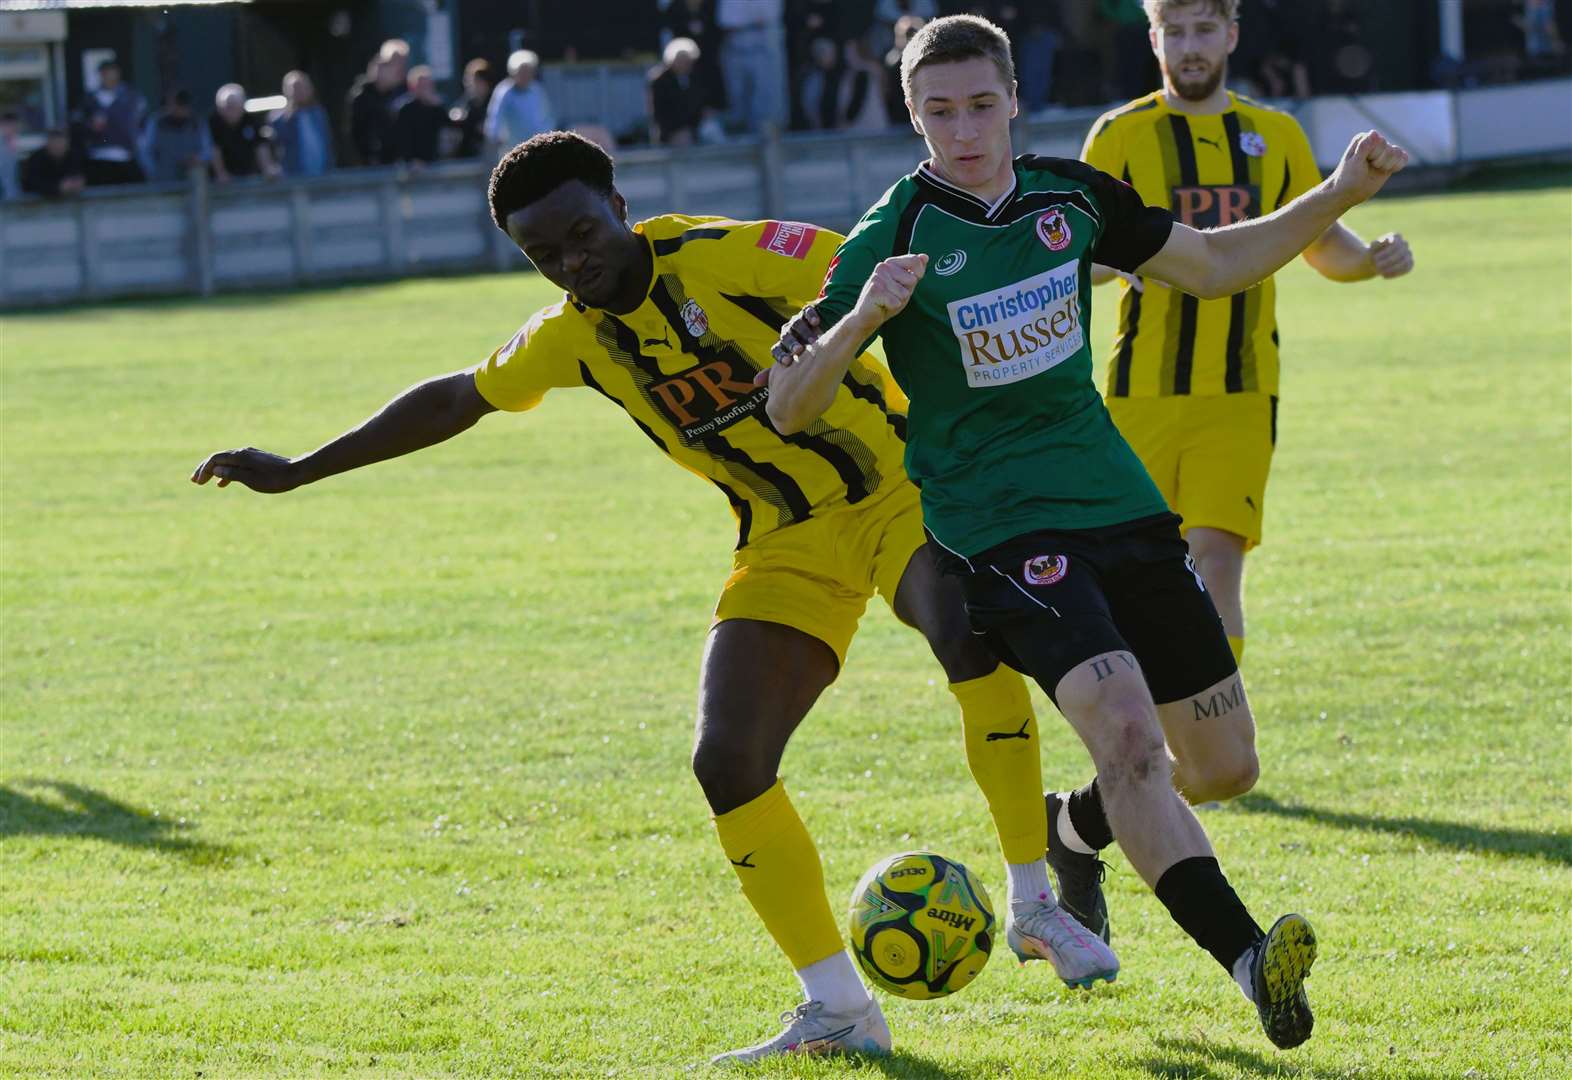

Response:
(1139, 130), (1410, 300)
(1302, 222), (1415, 282)
(763, 252), (927, 434)
(190, 369), (496, 492)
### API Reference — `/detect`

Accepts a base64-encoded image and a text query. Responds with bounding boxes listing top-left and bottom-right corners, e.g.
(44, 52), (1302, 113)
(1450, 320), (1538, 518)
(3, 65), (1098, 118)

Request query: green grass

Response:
(2, 176), (1569, 1078)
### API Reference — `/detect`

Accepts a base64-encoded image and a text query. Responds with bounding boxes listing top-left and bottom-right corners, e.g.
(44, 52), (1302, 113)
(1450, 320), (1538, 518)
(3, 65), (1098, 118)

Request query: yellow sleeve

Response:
(706, 220), (848, 307)
(1081, 111), (1127, 178)
(472, 302), (584, 413)
(1278, 116), (1322, 206)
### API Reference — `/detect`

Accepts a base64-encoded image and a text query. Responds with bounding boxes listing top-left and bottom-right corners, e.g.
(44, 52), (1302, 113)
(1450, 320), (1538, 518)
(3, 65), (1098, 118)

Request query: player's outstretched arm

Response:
(1138, 130), (1410, 300)
(190, 370), (497, 493)
(1302, 222), (1415, 283)
(762, 253), (927, 435)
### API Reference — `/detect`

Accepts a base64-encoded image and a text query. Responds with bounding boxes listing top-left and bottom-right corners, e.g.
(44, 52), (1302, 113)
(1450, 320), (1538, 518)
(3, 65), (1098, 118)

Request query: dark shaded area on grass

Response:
(1141, 1036), (1459, 1079)
(1237, 792), (1572, 866)
(0, 780), (232, 864)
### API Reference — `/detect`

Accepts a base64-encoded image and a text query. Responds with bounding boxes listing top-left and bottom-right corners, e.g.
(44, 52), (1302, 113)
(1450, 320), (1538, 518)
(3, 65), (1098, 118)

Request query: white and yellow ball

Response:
(847, 851), (994, 1000)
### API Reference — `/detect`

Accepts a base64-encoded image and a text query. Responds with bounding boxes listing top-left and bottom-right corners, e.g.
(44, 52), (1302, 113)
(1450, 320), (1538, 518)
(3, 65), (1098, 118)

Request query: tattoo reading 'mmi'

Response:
(1193, 679), (1244, 721)
(1091, 654), (1139, 682)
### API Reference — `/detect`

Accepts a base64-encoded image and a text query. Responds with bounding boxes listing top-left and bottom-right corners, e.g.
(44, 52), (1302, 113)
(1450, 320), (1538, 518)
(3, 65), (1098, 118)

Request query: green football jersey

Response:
(816, 156), (1176, 556)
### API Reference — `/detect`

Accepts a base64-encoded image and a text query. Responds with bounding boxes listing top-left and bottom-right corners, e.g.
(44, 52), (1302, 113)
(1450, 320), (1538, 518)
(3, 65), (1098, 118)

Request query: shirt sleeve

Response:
(702, 219), (848, 307)
(1062, 158), (1175, 273)
(472, 303), (585, 412)
(1277, 116), (1322, 208)
(812, 199), (900, 333)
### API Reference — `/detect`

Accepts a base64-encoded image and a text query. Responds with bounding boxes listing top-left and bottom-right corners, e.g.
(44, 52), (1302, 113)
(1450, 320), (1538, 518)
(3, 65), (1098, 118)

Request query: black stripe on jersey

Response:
(598, 311), (807, 531)
(893, 189), (936, 255)
(997, 189), (1102, 229)
(1277, 157), (1291, 212)
(1091, 97), (1159, 141)
(579, 358), (754, 547)
(651, 227), (735, 256)
(1111, 162), (1140, 399)
(651, 277), (875, 507)
(719, 290), (907, 442)
(1168, 115), (1200, 395)
(577, 360), (669, 453)
(1222, 112), (1249, 394)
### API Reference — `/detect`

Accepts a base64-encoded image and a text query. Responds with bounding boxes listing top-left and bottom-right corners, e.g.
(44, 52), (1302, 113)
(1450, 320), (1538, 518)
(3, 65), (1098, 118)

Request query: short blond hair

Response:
(1143, 0), (1239, 25)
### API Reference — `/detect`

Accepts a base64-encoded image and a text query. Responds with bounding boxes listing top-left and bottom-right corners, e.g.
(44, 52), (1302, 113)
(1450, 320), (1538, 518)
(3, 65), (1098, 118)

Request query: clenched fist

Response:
(1328, 130), (1410, 209)
(854, 253), (929, 323)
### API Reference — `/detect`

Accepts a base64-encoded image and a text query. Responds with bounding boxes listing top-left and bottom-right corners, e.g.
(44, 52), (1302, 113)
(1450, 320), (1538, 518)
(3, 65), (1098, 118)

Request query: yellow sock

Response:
(1228, 635), (1245, 665)
(951, 665), (1046, 865)
(712, 778), (843, 969)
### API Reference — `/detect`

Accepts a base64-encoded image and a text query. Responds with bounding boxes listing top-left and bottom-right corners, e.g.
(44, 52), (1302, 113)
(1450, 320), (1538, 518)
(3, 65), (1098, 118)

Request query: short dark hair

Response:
(487, 130), (615, 231)
(900, 14), (1015, 102)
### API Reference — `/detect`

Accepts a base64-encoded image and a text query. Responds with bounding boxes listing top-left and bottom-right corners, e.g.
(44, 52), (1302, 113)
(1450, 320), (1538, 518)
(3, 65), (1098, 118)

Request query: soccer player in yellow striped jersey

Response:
(1084, 0), (1414, 668)
(191, 131), (1109, 1065)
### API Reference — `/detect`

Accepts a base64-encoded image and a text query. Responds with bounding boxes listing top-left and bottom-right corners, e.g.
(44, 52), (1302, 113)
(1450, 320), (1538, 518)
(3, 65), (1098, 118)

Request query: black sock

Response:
(1068, 779), (1114, 852)
(1154, 855), (1265, 973)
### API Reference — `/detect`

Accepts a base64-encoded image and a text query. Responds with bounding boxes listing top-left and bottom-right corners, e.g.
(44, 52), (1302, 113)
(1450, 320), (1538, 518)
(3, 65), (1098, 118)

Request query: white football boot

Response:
(1005, 890), (1120, 988)
(708, 998), (892, 1065)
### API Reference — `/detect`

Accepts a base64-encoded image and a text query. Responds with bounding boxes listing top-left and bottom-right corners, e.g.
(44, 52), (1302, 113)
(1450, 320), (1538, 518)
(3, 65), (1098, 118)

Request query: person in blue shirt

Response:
(270, 71), (334, 178)
(484, 50), (556, 156)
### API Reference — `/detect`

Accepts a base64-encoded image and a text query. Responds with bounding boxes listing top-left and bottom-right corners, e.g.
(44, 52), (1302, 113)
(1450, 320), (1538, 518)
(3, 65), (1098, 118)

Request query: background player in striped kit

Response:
(1085, 0), (1415, 676)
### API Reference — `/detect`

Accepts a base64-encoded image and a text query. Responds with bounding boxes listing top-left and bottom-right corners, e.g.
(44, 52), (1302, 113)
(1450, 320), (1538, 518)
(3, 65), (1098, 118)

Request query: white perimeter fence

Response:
(2, 80), (1567, 309)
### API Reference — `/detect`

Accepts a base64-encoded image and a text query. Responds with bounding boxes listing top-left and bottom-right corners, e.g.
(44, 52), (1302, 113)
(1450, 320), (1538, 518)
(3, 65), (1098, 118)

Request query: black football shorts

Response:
(932, 513), (1237, 706)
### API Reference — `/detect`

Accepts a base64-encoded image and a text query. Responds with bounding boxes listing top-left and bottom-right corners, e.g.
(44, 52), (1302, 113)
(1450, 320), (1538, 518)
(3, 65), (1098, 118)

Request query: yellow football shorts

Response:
(712, 478), (927, 668)
(1108, 392), (1278, 551)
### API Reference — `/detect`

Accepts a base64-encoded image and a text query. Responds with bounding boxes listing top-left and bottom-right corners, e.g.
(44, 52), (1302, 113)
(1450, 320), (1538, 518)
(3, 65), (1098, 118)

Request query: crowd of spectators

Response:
(3, 0), (1564, 201)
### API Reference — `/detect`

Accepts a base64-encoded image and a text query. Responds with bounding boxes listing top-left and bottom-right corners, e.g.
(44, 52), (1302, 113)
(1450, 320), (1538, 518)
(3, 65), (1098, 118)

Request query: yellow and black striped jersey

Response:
(473, 214), (909, 548)
(1083, 91), (1321, 398)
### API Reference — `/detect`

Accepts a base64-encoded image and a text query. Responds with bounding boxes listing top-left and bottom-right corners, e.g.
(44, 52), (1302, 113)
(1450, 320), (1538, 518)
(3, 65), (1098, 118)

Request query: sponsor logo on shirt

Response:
(756, 220), (818, 259)
(1171, 185), (1261, 228)
(1240, 131), (1268, 157)
(1024, 555), (1069, 585)
(1036, 209), (1072, 252)
(945, 263), (1084, 388)
(648, 358), (767, 441)
(933, 250), (968, 276)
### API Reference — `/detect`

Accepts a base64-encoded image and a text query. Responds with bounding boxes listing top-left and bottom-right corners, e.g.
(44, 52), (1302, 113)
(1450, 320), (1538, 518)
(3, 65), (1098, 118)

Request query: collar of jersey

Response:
(916, 160), (1018, 220)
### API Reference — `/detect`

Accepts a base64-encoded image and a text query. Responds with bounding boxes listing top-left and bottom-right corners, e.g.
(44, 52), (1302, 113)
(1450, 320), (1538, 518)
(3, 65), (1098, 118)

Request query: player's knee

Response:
(690, 735), (772, 813)
(1196, 749), (1259, 801)
(1081, 692), (1170, 791)
(923, 611), (996, 683)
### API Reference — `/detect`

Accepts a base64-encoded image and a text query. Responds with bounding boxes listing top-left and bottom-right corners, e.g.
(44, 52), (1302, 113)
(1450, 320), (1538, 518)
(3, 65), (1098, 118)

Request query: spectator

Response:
(1099, 0), (1156, 101)
(882, 14), (924, 124)
(1015, 7), (1063, 114)
(650, 37), (722, 145)
(660, 0), (727, 111)
(77, 58), (147, 186)
(140, 89), (211, 184)
(717, 0), (787, 135)
(485, 50), (556, 153)
(795, 36), (844, 131)
(839, 36), (888, 132)
(20, 129), (86, 198)
(209, 83), (277, 182)
(1521, 0), (1567, 57)
(391, 66), (447, 165)
(347, 56), (402, 166)
(448, 58), (495, 159)
(0, 111), (19, 199)
(270, 71), (334, 178)
(871, 0), (938, 57)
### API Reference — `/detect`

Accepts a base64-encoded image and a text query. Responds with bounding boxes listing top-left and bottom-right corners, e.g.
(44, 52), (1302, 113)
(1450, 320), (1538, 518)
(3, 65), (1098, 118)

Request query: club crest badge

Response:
(681, 298), (709, 338)
(1023, 554), (1068, 586)
(1036, 209), (1072, 252)
(1239, 131), (1267, 158)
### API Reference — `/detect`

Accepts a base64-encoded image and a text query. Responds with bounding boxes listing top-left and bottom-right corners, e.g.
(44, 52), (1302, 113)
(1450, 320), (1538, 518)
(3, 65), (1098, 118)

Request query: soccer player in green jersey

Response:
(762, 14), (1409, 1049)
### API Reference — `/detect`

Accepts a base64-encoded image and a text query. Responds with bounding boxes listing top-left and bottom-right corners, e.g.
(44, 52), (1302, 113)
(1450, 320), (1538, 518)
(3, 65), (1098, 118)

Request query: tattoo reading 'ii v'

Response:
(1091, 654), (1138, 682)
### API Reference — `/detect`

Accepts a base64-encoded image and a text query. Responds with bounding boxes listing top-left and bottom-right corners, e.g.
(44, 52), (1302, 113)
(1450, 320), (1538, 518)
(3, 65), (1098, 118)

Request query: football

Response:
(847, 851), (995, 1000)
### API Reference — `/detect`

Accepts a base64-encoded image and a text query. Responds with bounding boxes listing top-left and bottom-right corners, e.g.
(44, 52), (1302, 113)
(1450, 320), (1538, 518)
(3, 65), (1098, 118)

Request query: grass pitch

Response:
(2, 173), (1569, 1078)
